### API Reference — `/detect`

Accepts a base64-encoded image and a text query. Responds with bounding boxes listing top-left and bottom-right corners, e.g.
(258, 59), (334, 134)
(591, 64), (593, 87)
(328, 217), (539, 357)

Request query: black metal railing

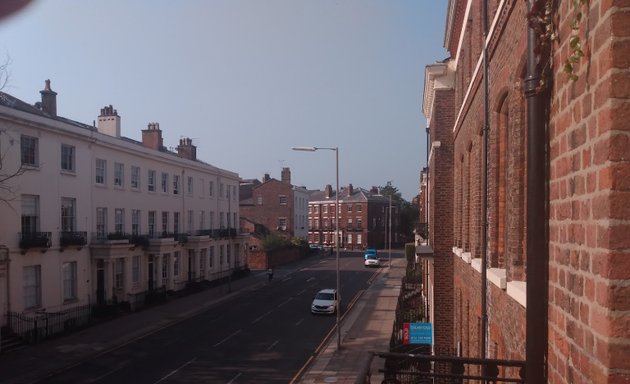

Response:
(358, 257), (527, 384)
(358, 351), (526, 384)
(19, 232), (52, 249)
(6, 304), (93, 344)
(59, 231), (88, 247)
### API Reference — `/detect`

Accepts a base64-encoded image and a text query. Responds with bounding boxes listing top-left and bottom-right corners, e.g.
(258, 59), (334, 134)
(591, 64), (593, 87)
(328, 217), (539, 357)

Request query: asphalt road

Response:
(36, 251), (379, 384)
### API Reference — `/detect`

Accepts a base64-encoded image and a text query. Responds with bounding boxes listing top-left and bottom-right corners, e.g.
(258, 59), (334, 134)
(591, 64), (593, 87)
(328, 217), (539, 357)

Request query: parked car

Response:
(311, 288), (338, 315)
(364, 254), (380, 267)
(364, 248), (377, 260)
(309, 244), (324, 252)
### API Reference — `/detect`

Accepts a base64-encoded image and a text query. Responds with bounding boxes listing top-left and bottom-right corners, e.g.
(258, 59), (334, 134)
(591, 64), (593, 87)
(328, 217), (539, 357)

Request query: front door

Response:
(148, 255), (154, 291)
(96, 260), (105, 305)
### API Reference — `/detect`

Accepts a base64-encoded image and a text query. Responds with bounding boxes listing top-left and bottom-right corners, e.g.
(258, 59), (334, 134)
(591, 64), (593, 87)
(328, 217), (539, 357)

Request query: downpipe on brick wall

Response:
(525, 0), (550, 382)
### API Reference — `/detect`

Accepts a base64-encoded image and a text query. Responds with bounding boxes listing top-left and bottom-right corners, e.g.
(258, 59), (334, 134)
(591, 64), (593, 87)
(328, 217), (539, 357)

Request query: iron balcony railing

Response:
(18, 232), (52, 249)
(59, 231), (88, 247)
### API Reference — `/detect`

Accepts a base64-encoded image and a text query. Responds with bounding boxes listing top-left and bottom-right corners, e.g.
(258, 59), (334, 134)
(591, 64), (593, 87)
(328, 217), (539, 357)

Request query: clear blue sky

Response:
(0, 0), (447, 201)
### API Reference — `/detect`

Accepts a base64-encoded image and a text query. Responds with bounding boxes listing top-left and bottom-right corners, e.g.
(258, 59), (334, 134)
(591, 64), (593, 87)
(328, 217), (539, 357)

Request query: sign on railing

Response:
(403, 322), (432, 345)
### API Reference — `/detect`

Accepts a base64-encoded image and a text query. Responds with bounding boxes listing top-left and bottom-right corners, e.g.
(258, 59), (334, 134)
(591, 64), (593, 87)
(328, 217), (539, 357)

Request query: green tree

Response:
(378, 181), (418, 243)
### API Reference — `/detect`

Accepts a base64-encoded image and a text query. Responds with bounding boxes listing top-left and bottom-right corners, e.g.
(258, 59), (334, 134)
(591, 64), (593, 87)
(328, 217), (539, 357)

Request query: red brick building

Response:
(308, 185), (397, 251)
(239, 168), (308, 240)
(422, 1), (630, 382)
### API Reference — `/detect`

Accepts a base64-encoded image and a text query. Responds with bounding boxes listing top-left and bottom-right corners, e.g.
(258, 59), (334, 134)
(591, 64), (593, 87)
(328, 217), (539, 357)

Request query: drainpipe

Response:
(481, 0), (489, 361)
(525, 0), (549, 382)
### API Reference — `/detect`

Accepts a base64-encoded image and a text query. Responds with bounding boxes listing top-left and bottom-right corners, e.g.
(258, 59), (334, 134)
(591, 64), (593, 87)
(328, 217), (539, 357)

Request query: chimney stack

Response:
(263, 173), (271, 182)
(97, 105), (121, 137)
(142, 122), (163, 151)
(40, 79), (57, 116)
(325, 184), (333, 198)
(177, 137), (197, 161)
(281, 167), (291, 184)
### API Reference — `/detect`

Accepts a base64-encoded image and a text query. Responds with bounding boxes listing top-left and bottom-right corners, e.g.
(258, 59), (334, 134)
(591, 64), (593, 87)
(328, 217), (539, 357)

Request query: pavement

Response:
(0, 253), (404, 384)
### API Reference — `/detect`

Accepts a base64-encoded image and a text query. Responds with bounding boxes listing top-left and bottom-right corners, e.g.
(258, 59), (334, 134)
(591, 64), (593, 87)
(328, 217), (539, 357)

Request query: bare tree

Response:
(0, 56), (28, 206)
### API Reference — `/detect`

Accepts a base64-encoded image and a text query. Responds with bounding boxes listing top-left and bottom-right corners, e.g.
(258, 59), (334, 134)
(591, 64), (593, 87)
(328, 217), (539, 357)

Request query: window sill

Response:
(462, 252), (472, 263)
(488, 268), (507, 289)
(507, 281), (527, 308)
(60, 170), (76, 176)
(471, 258), (482, 272)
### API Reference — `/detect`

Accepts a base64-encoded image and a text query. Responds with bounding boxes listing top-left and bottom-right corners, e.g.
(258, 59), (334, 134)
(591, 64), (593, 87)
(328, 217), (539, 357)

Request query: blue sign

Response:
(404, 322), (433, 345)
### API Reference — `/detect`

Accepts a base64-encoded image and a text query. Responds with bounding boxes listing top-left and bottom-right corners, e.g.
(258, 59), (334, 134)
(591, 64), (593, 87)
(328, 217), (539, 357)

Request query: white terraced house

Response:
(0, 80), (247, 331)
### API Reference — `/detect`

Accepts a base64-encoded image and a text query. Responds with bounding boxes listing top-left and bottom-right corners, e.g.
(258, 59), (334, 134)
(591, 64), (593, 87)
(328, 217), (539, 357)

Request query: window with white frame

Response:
(209, 211), (215, 230)
(233, 213), (237, 230)
(357, 234), (362, 244)
(199, 211), (205, 230)
(161, 173), (169, 193)
(95, 159), (106, 185)
(63, 261), (77, 301)
(173, 252), (180, 276)
(115, 208), (124, 234)
(209, 246), (215, 267)
(61, 144), (75, 172)
(174, 212), (180, 234)
(132, 256), (140, 285)
(187, 176), (193, 195)
(96, 207), (107, 239)
(162, 254), (169, 279)
(356, 218), (362, 229)
(115, 259), (124, 288)
(173, 175), (180, 195)
(187, 210), (194, 233)
(61, 197), (76, 233)
(279, 195), (288, 205)
(162, 211), (169, 235)
(21, 195), (39, 235)
(148, 170), (156, 192)
(220, 245), (224, 265)
(220, 183), (224, 198)
(114, 162), (124, 187)
(131, 166), (140, 189)
(220, 212), (225, 229)
(256, 196), (263, 205)
(21, 135), (38, 167)
(148, 211), (156, 237)
(227, 244), (231, 264)
(200, 248), (207, 274)
(23, 265), (41, 308)
(132, 209), (140, 236)
(209, 181), (214, 197)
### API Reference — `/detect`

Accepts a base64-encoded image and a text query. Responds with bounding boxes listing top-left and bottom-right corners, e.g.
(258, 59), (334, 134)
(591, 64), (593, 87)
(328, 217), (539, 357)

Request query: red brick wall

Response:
(240, 179), (294, 236)
(450, 0), (529, 362)
(429, 87), (455, 353)
(547, 1), (630, 382)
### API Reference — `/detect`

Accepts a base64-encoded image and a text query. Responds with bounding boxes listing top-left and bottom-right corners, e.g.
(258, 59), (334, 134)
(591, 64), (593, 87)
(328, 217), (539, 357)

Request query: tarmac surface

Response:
(0, 253), (403, 384)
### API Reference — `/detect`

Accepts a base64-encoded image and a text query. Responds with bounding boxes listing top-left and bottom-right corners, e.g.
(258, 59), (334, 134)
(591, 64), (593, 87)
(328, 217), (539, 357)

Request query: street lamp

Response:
(292, 146), (341, 350)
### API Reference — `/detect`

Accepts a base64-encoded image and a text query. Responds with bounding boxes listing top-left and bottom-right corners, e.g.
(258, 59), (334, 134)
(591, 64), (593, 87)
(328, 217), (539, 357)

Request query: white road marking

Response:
(251, 311), (272, 324)
(295, 318), (304, 326)
(227, 372), (242, 384)
(306, 277), (315, 283)
(153, 357), (197, 384)
(266, 340), (279, 351)
(278, 298), (292, 307)
(213, 329), (242, 347)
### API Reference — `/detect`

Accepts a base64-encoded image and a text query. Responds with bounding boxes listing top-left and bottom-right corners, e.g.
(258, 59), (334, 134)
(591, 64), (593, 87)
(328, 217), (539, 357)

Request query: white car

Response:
(311, 289), (338, 315)
(364, 254), (380, 267)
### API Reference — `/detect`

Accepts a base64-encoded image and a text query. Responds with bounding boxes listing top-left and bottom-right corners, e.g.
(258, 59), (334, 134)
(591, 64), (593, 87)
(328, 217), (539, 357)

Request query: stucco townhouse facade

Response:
(0, 81), (246, 327)
(421, 0), (630, 382)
